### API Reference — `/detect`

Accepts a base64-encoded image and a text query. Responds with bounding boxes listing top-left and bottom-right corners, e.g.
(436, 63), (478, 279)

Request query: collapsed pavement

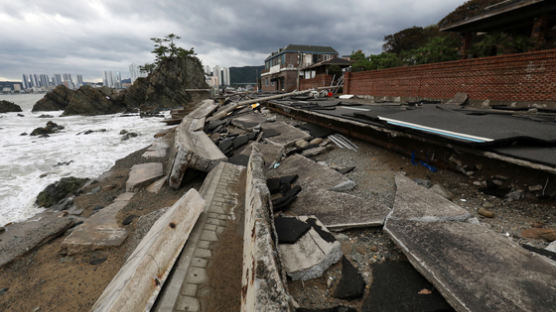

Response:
(4, 93), (554, 312)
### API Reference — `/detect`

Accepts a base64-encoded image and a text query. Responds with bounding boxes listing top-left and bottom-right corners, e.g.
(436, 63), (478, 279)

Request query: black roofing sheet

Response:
(493, 146), (556, 167)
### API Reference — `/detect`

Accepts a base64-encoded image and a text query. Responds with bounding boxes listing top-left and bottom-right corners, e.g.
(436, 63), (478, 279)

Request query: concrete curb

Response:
(241, 143), (294, 312)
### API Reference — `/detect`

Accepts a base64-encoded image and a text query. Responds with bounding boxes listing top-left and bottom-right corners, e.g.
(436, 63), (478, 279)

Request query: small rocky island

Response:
(0, 100), (22, 113)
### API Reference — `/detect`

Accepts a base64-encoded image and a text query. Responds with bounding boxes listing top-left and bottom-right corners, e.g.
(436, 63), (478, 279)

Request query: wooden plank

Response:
(91, 189), (205, 312)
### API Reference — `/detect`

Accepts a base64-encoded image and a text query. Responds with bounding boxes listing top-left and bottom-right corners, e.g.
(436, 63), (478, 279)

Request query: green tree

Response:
(150, 33), (196, 65)
(350, 50), (373, 72)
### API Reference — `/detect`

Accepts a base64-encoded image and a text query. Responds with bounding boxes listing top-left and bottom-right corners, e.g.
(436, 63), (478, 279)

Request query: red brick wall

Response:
(344, 49), (556, 102)
(300, 74), (333, 90)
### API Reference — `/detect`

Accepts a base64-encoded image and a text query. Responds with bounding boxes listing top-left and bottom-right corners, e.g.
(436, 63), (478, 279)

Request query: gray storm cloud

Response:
(0, 0), (463, 81)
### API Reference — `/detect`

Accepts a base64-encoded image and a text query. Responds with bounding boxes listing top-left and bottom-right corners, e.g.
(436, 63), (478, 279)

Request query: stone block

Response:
(126, 162), (164, 192)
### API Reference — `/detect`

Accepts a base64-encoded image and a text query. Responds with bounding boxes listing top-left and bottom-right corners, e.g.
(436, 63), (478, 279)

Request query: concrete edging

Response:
(241, 143), (293, 312)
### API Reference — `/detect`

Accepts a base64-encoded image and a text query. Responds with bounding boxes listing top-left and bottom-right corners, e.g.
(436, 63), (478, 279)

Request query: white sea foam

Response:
(0, 94), (171, 226)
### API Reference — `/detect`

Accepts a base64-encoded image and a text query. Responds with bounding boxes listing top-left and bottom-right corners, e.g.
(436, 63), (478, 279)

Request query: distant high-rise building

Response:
(129, 64), (147, 84)
(63, 73), (73, 83)
(39, 74), (50, 88)
(54, 74), (62, 86)
(32, 74), (39, 88)
(22, 74), (29, 89)
(204, 65), (212, 75)
(76, 75), (84, 87)
(103, 71), (114, 88)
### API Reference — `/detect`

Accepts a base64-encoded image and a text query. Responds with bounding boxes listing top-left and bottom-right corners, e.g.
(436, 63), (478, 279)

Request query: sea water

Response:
(0, 93), (171, 226)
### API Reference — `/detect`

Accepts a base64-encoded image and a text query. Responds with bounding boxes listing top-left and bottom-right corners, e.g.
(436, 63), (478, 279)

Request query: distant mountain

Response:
(230, 66), (264, 84)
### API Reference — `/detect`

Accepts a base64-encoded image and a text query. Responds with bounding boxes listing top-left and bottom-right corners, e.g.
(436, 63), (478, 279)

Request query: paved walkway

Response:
(154, 162), (245, 312)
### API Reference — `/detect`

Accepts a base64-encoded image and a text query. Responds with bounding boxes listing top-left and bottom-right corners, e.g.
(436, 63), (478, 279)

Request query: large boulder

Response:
(63, 85), (126, 116)
(124, 54), (209, 112)
(32, 85), (73, 112)
(36, 177), (89, 207)
(0, 100), (22, 113)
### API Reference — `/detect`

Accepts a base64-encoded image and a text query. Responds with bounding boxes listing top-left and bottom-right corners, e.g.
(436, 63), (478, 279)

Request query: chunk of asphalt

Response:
(233, 135), (250, 149)
(262, 128), (280, 139)
(274, 216), (312, 244)
(296, 306), (357, 312)
(266, 175), (298, 195)
(298, 123), (334, 138)
(306, 217), (336, 243)
(272, 185), (302, 212)
(218, 138), (234, 154)
(362, 261), (453, 312)
(228, 154), (250, 166)
(332, 257), (366, 299)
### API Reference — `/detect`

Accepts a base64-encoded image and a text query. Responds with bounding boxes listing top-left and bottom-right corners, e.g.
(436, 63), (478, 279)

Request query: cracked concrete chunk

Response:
(0, 212), (76, 267)
(390, 174), (471, 222)
(239, 142), (283, 165)
(268, 154), (353, 191)
(261, 121), (311, 147)
(62, 193), (133, 254)
(126, 162), (164, 192)
(384, 174), (556, 312)
(146, 176), (166, 194)
(142, 140), (169, 159)
(231, 112), (266, 130)
(279, 216), (342, 281)
(169, 117), (226, 189)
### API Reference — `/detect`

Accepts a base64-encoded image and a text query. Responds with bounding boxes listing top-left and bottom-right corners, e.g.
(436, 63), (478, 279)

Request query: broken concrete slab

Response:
(242, 143), (293, 311)
(126, 162), (164, 192)
(547, 241), (556, 253)
(287, 188), (390, 230)
(142, 140), (169, 159)
(389, 174), (471, 222)
(169, 118), (227, 189)
(62, 192), (133, 254)
(146, 176), (166, 193)
(239, 142), (283, 165)
(279, 216), (342, 281)
(261, 121), (311, 147)
(0, 211), (76, 268)
(91, 189), (204, 312)
(231, 112), (267, 130)
(384, 174), (556, 312)
(187, 99), (218, 119)
(268, 154), (353, 191)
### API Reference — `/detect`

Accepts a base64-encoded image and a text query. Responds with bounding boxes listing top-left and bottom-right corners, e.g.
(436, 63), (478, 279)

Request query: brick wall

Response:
(300, 74), (333, 90)
(344, 49), (556, 103)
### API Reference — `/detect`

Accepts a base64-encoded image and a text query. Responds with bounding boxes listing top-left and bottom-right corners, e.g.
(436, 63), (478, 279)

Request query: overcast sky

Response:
(0, 0), (463, 82)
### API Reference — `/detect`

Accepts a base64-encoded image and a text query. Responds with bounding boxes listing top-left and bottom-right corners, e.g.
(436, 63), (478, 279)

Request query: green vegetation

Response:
(140, 33), (196, 74)
(229, 66), (264, 84)
(351, 24), (535, 72)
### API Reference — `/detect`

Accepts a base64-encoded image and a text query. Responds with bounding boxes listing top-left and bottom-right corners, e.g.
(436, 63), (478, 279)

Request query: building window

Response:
(281, 54), (285, 65)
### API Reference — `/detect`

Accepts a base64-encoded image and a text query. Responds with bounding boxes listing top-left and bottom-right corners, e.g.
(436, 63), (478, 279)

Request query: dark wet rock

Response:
(51, 196), (74, 211)
(121, 132), (138, 141)
(20, 132), (27, 136)
(332, 257), (366, 299)
(17, 113), (24, 117)
(81, 129), (107, 135)
(119, 129), (128, 135)
(30, 121), (64, 136)
(122, 215), (136, 226)
(0, 100), (22, 113)
(38, 114), (54, 118)
(32, 85), (72, 111)
(63, 85), (126, 116)
(54, 160), (73, 167)
(89, 256), (107, 265)
(274, 216), (311, 244)
(123, 54), (209, 112)
(35, 177), (89, 208)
